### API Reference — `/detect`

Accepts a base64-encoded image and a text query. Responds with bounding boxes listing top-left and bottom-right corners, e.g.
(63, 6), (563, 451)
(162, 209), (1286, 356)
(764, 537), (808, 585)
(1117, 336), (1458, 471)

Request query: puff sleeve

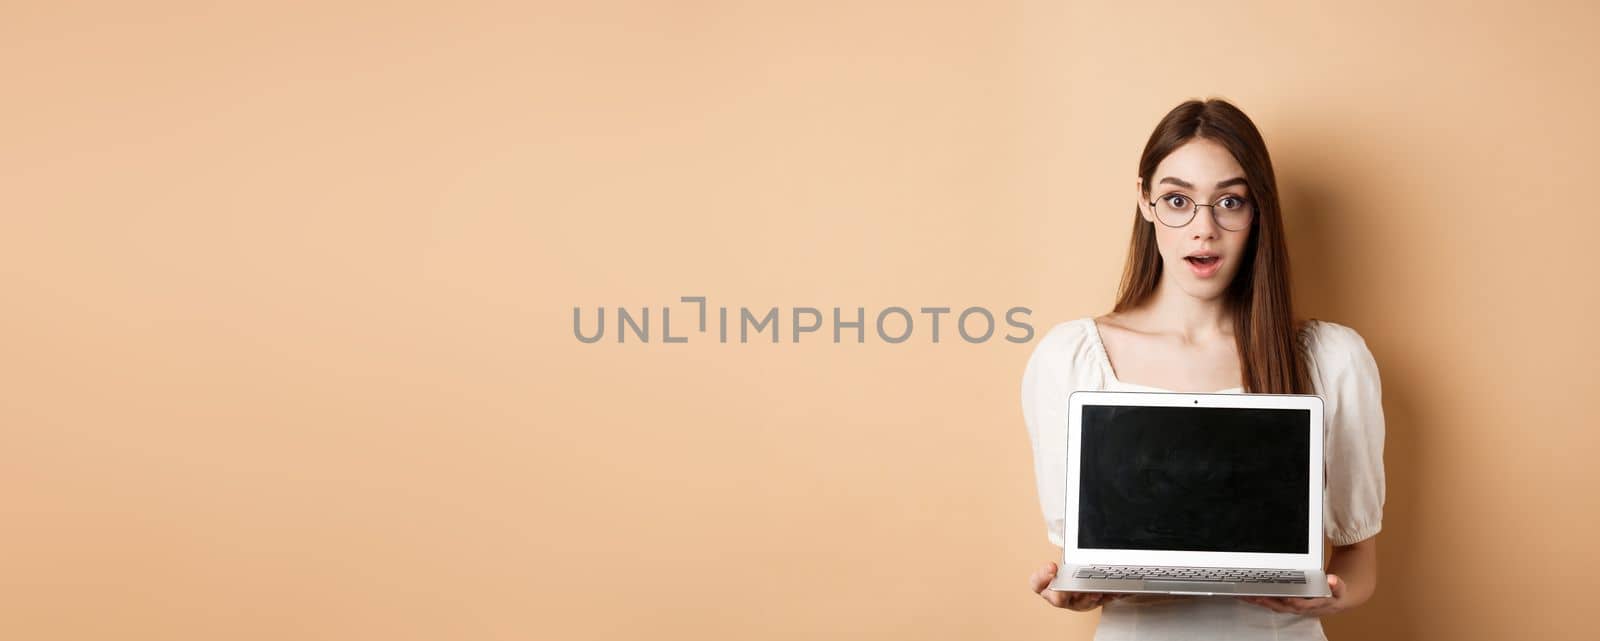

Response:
(1306, 321), (1388, 546)
(1020, 321), (1093, 549)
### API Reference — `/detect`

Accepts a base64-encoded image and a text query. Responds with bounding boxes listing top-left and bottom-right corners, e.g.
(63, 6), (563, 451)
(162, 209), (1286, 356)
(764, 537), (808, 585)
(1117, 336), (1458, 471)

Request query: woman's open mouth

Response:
(1184, 255), (1222, 278)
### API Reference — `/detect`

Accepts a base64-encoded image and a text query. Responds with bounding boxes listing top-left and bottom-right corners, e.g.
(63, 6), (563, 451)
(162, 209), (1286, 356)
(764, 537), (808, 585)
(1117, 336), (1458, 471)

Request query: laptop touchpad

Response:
(1143, 581), (1235, 593)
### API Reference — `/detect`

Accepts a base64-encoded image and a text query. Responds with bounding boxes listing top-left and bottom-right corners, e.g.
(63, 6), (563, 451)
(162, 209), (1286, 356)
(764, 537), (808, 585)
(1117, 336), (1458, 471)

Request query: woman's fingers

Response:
(1067, 593), (1099, 611)
(1029, 563), (1126, 611)
(1045, 590), (1076, 609)
(1238, 596), (1296, 614)
(1244, 594), (1339, 616)
(1065, 591), (1124, 611)
(1030, 562), (1076, 609)
(1029, 563), (1055, 594)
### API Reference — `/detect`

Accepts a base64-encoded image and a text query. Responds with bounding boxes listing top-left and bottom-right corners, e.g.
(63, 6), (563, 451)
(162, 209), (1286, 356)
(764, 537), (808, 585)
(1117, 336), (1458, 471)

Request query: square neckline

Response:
(1083, 316), (1245, 394)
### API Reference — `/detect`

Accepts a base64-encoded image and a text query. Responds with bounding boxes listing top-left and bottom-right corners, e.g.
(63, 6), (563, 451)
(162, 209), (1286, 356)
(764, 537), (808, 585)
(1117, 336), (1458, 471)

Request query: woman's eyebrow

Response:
(1156, 176), (1248, 189)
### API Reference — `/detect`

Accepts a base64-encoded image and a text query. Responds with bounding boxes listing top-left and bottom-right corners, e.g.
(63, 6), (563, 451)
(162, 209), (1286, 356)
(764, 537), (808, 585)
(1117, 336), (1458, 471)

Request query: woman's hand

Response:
(1236, 574), (1350, 617)
(1030, 561), (1127, 611)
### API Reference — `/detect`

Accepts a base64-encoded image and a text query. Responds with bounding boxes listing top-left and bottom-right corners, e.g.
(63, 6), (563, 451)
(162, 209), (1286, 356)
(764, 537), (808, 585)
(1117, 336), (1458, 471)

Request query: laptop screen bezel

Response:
(1062, 390), (1325, 569)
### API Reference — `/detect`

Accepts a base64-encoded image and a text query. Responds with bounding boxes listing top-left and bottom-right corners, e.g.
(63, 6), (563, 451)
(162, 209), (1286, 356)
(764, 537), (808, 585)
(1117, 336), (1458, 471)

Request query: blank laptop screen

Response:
(1078, 405), (1311, 554)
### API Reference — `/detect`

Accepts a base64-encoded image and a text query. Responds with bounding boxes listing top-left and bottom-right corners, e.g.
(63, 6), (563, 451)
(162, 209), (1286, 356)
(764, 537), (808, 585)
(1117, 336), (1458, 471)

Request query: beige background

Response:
(3, 1), (1596, 640)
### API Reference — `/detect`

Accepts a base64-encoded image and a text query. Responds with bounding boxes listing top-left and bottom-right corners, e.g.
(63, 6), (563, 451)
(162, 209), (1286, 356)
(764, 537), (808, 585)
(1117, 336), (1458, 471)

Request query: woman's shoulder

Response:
(1297, 318), (1382, 382)
(1024, 316), (1103, 375)
(1021, 316), (1108, 412)
(1299, 318), (1372, 356)
(1033, 316), (1098, 353)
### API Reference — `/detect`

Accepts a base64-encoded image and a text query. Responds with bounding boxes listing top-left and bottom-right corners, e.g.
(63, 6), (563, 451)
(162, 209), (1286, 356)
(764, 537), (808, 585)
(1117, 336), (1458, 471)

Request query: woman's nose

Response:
(1190, 206), (1220, 238)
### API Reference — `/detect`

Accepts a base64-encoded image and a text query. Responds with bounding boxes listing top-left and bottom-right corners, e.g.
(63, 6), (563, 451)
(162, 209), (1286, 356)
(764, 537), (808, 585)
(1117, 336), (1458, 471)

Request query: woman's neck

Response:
(1129, 277), (1234, 344)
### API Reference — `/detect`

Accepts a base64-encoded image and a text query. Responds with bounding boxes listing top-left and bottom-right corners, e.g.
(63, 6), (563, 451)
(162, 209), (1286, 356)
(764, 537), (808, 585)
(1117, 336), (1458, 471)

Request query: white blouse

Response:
(1021, 317), (1386, 641)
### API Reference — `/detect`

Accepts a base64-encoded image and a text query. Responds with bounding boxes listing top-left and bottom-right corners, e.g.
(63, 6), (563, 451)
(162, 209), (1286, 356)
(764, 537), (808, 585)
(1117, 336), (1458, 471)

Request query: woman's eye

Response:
(1219, 196), (1243, 209)
(1164, 195), (1189, 208)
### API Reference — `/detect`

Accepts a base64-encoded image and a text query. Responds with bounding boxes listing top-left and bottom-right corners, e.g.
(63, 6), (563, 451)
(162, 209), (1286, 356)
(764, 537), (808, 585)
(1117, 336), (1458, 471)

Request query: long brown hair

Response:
(1112, 98), (1313, 395)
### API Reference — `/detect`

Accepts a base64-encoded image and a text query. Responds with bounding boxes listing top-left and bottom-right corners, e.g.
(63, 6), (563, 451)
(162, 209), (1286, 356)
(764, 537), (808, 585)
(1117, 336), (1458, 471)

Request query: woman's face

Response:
(1135, 137), (1255, 301)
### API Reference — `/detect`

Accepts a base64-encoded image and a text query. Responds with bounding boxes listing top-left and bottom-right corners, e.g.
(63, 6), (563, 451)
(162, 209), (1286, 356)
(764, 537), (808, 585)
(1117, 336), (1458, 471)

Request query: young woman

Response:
(1020, 99), (1385, 640)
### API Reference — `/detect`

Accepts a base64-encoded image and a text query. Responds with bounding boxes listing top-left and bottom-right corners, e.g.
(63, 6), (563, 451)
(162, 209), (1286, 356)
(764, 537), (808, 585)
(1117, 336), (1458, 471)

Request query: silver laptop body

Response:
(1046, 390), (1333, 598)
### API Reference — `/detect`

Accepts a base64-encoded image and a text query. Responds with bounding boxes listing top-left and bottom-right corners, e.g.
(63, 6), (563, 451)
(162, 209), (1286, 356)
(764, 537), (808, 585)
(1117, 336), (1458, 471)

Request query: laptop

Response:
(1046, 390), (1333, 598)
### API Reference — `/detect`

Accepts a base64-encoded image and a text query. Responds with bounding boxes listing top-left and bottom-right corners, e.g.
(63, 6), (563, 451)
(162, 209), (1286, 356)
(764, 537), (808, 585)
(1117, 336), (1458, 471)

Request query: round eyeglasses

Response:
(1146, 193), (1254, 231)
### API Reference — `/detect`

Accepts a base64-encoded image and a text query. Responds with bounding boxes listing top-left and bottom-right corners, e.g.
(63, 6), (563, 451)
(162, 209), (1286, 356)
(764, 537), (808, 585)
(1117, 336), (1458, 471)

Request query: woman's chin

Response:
(1170, 271), (1233, 300)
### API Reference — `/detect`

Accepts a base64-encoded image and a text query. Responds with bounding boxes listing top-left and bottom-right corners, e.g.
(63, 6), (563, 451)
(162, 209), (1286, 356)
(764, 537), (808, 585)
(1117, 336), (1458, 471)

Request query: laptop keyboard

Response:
(1074, 565), (1306, 584)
